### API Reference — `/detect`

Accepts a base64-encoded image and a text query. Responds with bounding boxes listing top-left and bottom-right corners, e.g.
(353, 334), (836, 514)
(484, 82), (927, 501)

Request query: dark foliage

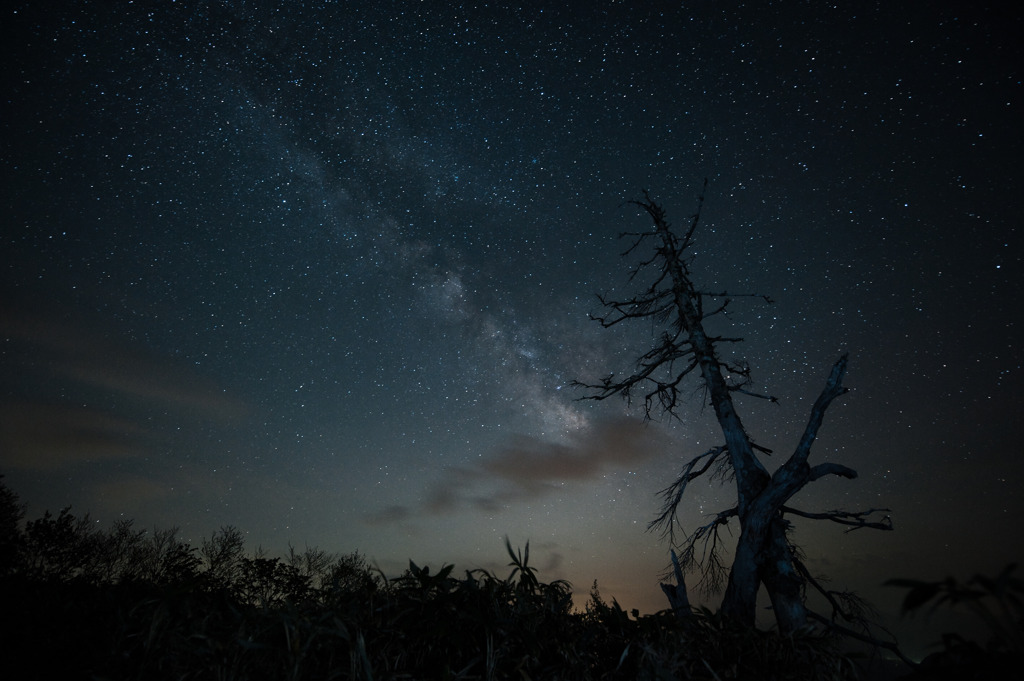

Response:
(0, 476), (861, 680)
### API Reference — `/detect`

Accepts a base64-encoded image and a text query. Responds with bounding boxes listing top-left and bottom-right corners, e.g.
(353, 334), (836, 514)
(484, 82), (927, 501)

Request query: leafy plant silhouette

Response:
(887, 563), (1024, 660)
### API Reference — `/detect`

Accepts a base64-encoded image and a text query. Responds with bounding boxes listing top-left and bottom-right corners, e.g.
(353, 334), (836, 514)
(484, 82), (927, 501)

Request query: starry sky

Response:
(2, 0), (1021, 657)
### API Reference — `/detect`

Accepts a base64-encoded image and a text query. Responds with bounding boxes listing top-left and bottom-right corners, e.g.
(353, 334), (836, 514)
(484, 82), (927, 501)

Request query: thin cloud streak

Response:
(0, 401), (150, 471)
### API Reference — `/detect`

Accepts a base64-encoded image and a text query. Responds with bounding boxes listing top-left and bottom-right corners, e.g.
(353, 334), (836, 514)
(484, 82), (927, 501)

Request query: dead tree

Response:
(576, 182), (892, 633)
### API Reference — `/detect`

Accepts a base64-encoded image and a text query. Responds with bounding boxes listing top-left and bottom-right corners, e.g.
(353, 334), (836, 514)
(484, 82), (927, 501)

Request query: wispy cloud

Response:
(0, 304), (247, 472)
(5, 307), (246, 420)
(366, 417), (671, 524)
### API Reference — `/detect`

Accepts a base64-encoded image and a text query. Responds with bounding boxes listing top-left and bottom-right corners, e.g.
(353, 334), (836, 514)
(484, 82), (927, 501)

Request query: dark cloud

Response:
(364, 504), (413, 525)
(542, 550), (565, 574)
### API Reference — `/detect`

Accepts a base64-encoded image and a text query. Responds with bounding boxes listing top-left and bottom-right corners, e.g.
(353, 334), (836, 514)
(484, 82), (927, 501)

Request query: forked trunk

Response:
(721, 509), (807, 632)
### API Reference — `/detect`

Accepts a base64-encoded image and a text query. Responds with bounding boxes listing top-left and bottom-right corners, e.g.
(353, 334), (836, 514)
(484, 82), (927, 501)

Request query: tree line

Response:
(0, 475), (859, 680)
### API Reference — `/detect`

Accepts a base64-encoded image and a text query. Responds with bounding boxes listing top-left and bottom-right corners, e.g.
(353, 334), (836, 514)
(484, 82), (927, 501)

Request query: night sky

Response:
(2, 0), (1021, 657)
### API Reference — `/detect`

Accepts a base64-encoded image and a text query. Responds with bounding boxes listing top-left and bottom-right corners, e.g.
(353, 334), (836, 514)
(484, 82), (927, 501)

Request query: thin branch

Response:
(648, 446), (729, 541)
(679, 179), (707, 248)
(675, 507), (737, 595)
(805, 611), (918, 668)
(790, 552), (915, 666)
(732, 387), (779, 403)
(697, 291), (775, 305)
(808, 462), (858, 481)
(792, 354), (849, 468)
(781, 506), (893, 533)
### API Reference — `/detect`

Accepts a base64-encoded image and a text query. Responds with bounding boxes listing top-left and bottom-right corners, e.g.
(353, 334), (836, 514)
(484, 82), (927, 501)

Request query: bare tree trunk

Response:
(660, 549), (694, 623)
(721, 505), (808, 632)
(720, 511), (770, 626)
(762, 516), (807, 632)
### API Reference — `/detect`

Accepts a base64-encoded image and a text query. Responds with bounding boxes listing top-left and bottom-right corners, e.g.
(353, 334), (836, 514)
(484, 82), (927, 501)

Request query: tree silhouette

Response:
(576, 184), (893, 633)
(0, 475), (25, 576)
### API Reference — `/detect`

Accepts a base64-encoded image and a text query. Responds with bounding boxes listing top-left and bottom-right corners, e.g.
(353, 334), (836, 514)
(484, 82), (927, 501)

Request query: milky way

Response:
(2, 1), (1021, 656)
